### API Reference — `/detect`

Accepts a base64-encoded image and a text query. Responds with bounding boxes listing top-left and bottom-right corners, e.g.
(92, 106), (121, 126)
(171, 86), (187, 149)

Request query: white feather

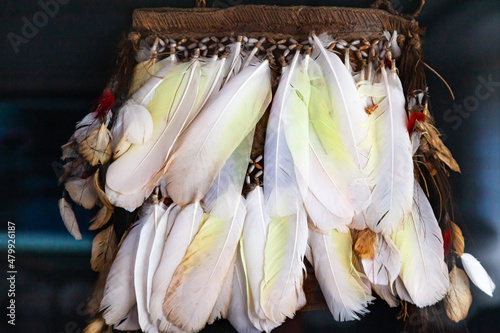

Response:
(303, 189), (351, 230)
(120, 101), (154, 145)
(163, 128), (253, 331)
(391, 182), (449, 307)
(362, 66), (413, 234)
(461, 253), (496, 297)
(261, 53), (309, 324)
(228, 244), (261, 333)
(100, 213), (146, 325)
(132, 55), (179, 106)
(280, 52), (311, 196)
(312, 34), (370, 170)
(362, 234), (401, 286)
(146, 205), (178, 313)
(222, 40), (243, 85)
(114, 304), (140, 331)
(308, 228), (373, 321)
(208, 252), (236, 324)
(263, 55), (305, 217)
(185, 56), (227, 128)
(371, 284), (399, 308)
(164, 200), (247, 332)
(165, 60), (271, 206)
(134, 203), (167, 332)
(260, 208), (308, 323)
(106, 60), (201, 211)
(149, 202), (203, 333)
(241, 187), (280, 331)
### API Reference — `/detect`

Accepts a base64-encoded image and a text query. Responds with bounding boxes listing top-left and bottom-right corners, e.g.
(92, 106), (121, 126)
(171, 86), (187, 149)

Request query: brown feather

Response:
(89, 206), (113, 231)
(79, 124), (112, 166)
(65, 177), (98, 209)
(91, 225), (117, 272)
(354, 228), (377, 260)
(93, 169), (113, 209)
(444, 266), (472, 322)
(450, 221), (465, 256)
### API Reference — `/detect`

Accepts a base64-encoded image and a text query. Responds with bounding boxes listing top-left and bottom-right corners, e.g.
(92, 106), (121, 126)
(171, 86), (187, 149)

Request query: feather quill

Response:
(308, 228), (373, 321)
(185, 57), (227, 127)
(222, 38), (243, 85)
(391, 182), (449, 307)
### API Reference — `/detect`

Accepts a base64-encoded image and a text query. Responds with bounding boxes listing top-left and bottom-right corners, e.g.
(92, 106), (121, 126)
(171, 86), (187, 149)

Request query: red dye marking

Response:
(407, 112), (426, 135)
(442, 229), (452, 256)
(384, 58), (391, 68)
(93, 89), (115, 119)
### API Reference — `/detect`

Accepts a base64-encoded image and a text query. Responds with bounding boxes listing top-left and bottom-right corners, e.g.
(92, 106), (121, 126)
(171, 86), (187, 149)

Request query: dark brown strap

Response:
(372, 0), (426, 19)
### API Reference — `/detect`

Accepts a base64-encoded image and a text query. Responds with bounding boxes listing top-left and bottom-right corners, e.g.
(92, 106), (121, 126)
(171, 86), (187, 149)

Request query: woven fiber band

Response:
(132, 5), (424, 40)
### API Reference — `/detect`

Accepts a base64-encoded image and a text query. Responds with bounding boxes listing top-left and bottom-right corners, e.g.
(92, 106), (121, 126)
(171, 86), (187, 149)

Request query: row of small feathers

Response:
(58, 32), (494, 333)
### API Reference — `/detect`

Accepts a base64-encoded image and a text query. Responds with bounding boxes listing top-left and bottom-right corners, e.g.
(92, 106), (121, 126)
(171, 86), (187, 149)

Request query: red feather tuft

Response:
(442, 229), (452, 256)
(93, 89), (115, 119)
(407, 112), (426, 135)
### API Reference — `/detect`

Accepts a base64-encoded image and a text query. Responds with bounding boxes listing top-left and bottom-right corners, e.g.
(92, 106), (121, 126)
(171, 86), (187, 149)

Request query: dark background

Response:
(0, 0), (499, 332)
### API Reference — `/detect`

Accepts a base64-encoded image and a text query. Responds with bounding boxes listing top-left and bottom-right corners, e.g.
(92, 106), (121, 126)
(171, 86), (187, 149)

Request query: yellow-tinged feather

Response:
(309, 228), (373, 321)
(261, 210), (308, 323)
(164, 200), (246, 332)
(362, 67), (413, 234)
(391, 182), (449, 307)
(129, 59), (163, 96)
(166, 60), (272, 206)
(106, 60), (201, 211)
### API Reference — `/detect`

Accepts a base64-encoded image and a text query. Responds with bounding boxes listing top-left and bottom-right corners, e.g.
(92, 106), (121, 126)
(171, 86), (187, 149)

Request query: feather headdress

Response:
(58, 5), (494, 333)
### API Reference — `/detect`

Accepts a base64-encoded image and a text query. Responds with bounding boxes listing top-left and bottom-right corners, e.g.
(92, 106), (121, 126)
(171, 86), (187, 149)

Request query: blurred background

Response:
(0, 0), (498, 332)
